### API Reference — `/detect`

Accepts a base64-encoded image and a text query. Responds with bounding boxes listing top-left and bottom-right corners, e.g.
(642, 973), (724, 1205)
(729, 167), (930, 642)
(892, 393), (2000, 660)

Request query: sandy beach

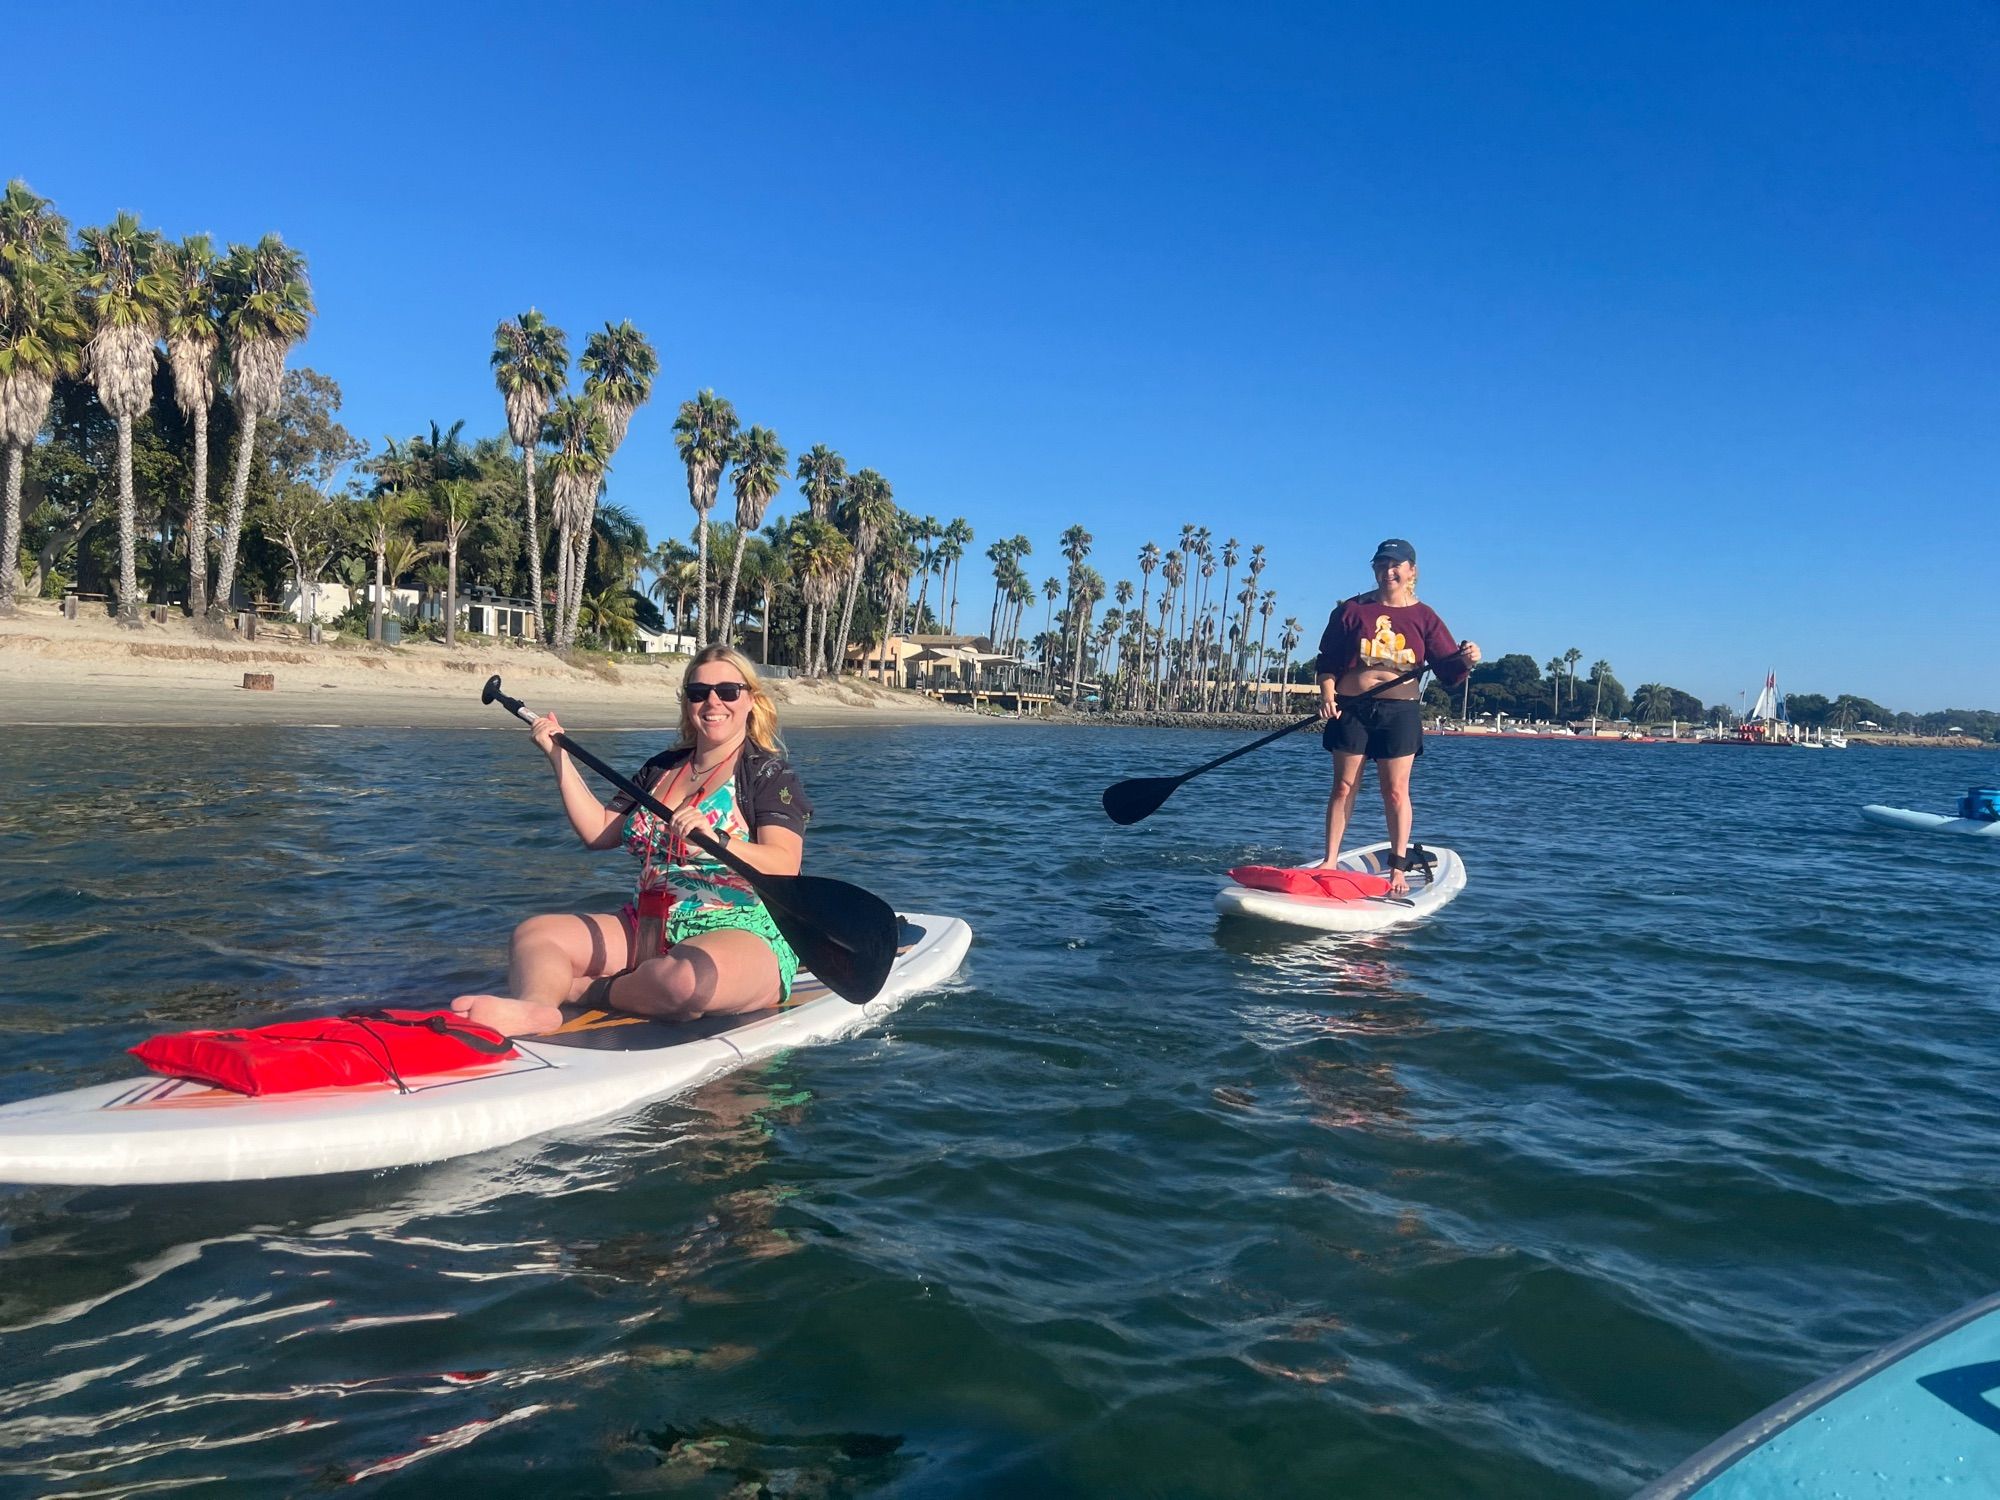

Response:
(0, 600), (981, 730)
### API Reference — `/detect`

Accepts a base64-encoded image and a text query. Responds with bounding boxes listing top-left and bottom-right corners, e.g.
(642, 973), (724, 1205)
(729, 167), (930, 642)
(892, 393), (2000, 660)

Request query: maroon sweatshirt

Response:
(1315, 596), (1471, 686)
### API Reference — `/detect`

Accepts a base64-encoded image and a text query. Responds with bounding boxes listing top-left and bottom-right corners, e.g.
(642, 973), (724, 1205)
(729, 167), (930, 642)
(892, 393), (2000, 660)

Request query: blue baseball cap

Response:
(1371, 538), (1416, 566)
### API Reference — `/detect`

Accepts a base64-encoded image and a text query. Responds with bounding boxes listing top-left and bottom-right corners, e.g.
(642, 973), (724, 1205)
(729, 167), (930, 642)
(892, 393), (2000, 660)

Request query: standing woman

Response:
(1313, 539), (1480, 893)
(453, 645), (812, 1037)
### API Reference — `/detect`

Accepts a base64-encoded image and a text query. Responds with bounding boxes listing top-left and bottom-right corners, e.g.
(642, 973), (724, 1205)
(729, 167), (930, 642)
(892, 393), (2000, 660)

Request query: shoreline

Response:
(0, 602), (988, 731)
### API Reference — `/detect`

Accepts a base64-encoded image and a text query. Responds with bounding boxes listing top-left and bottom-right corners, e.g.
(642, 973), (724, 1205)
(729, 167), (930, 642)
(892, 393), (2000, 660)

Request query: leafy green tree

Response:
(262, 480), (352, 621)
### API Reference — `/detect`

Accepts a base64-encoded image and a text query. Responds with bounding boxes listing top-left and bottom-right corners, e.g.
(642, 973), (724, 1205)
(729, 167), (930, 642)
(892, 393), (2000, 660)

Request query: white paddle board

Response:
(0, 913), (970, 1186)
(1213, 842), (1466, 933)
(1860, 805), (2000, 838)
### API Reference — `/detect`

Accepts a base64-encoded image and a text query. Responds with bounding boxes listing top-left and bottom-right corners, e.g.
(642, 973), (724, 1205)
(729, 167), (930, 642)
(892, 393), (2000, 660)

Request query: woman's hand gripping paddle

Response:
(1099, 655), (1455, 825)
(482, 675), (898, 1005)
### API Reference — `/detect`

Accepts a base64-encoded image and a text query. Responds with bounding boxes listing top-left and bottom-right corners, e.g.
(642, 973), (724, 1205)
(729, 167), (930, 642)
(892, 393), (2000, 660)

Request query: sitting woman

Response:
(453, 645), (812, 1037)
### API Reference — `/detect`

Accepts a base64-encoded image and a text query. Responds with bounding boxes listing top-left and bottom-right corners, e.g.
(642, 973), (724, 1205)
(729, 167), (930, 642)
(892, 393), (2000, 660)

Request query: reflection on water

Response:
(0, 726), (1995, 1496)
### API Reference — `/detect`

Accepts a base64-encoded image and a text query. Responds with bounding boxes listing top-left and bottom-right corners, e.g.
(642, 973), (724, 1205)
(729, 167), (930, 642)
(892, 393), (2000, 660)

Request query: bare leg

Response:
(1376, 755), (1415, 893)
(1311, 751), (1367, 867)
(452, 911), (632, 1037)
(590, 928), (783, 1022)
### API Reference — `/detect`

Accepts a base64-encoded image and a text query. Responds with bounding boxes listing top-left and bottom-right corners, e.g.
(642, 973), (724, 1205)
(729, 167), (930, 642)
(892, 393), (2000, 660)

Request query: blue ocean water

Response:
(0, 724), (1995, 1497)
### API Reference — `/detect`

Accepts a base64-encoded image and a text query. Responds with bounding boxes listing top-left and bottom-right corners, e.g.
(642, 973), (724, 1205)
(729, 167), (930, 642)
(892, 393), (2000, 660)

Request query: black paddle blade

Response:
(1101, 775), (1184, 826)
(753, 872), (901, 1005)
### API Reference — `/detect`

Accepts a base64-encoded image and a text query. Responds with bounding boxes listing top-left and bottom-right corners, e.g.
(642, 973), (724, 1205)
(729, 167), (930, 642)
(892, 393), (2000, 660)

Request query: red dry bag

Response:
(1227, 865), (1393, 901)
(130, 1009), (517, 1097)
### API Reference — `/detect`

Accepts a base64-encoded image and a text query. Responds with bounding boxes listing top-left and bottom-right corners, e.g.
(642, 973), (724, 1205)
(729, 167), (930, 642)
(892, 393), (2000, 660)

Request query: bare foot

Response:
(450, 993), (565, 1038)
(1306, 855), (1337, 869)
(1386, 870), (1410, 896)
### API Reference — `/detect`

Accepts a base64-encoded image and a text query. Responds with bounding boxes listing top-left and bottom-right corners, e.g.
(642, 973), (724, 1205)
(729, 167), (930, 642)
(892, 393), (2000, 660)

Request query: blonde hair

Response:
(677, 645), (783, 752)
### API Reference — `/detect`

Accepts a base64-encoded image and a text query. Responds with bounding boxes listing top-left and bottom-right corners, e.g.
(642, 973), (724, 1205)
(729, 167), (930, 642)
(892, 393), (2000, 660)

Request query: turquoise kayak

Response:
(1637, 1292), (2000, 1497)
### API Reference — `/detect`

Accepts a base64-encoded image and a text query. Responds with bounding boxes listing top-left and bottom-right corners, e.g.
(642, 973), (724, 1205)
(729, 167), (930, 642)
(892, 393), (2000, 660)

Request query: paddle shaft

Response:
(1171, 654), (1448, 788)
(486, 684), (773, 894)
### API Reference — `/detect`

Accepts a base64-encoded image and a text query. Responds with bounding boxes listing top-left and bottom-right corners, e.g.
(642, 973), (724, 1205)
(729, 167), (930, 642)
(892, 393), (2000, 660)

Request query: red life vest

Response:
(130, 1009), (516, 1097)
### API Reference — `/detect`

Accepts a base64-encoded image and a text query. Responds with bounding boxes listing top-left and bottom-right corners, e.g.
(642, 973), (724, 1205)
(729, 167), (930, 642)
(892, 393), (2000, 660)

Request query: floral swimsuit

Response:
(621, 764), (800, 1002)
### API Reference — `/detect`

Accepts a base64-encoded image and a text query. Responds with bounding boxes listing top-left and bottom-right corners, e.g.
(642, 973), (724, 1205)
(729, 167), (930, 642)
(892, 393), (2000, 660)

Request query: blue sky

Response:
(13, 1), (1997, 710)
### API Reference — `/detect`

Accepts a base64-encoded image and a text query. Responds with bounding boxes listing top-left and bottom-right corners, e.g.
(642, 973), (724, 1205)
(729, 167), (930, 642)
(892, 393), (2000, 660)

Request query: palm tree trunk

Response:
(760, 579), (772, 662)
(717, 546), (747, 650)
(522, 446), (543, 643)
(831, 558), (863, 679)
(694, 514), (710, 649)
(186, 414), (210, 617)
(562, 522), (590, 649)
(211, 417), (260, 621)
(115, 417), (139, 622)
(0, 446), (23, 616)
(446, 536), (459, 648)
(371, 546), (386, 642)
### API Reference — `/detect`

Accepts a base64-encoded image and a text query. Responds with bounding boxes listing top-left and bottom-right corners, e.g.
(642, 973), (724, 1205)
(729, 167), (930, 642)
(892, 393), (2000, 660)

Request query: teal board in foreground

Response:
(1860, 804), (2000, 838)
(1636, 1292), (2000, 1498)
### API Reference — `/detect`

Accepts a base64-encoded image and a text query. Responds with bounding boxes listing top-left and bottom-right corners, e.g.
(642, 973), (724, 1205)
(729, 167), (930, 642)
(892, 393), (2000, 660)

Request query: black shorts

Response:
(1322, 695), (1423, 761)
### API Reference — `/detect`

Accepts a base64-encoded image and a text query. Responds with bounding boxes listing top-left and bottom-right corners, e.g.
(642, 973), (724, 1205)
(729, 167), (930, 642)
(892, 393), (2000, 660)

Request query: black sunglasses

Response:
(686, 681), (747, 703)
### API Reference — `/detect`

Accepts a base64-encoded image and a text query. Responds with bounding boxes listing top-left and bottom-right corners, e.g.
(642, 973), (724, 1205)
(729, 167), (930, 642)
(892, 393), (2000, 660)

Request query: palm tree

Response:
(986, 534), (1028, 640)
(145, 235), (221, 617)
(211, 234), (313, 621)
(1041, 575), (1061, 688)
(578, 585), (639, 651)
(1254, 589), (1276, 711)
(646, 537), (696, 632)
(381, 530), (430, 618)
(1635, 682), (1673, 725)
(1214, 538), (1239, 708)
(1276, 617), (1303, 714)
(542, 394), (608, 651)
(716, 424), (786, 647)
(673, 389), (738, 647)
(434, 477), (482, 647)
(1564, 646), (1583, 708)
(1591, 659), (1612, 721)
(830, 468), (894, 676)
(359, 449), (424, 642)
(571, 321), (656, 647)
(1057, 525), (1093, 702)
(491, 309), (567, 639)
(78, 213), (164, 623)
(788, 515), (851, 673)
(1133, 541), (1159, 709)
(940, 516), (974, 631)
(795, 443), (846, 522)
(1545, 657), (1565, 720)
(0, 181), (84, 617)
(1235, 544), (1267, 709)
(1157, 548), (1185, 708)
